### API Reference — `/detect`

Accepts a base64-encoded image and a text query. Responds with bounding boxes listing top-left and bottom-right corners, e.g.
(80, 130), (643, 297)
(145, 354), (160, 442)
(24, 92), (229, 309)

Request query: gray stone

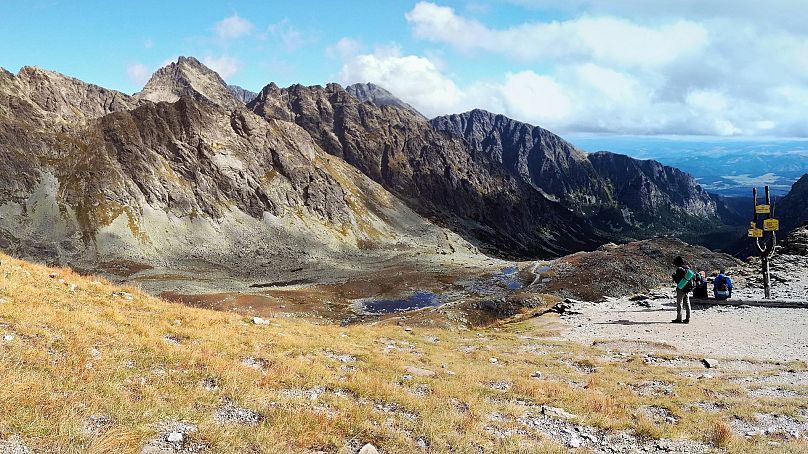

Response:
(358, 443), (379, 454)
(541, 405), (577, 420)
(165, 432), (183, 443)
(702, 358), (719, 368)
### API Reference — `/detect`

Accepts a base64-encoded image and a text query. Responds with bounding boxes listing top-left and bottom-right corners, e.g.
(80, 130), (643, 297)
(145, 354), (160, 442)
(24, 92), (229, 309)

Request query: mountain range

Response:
(0, 56), (801, 275)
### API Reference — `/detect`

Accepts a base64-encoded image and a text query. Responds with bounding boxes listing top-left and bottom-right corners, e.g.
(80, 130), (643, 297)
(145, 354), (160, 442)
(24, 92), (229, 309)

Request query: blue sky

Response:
(2, 1), (808, 139)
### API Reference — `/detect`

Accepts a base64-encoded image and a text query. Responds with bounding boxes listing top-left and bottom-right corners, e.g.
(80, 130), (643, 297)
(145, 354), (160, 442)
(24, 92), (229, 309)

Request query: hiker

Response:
(713, 269), (733, 300)
(671, 256), (694, 324)
(692, 270), (708, 298)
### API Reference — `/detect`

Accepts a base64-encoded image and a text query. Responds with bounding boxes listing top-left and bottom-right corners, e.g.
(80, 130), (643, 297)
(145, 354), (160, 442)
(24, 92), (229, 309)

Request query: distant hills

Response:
(0, 56), (760, 271)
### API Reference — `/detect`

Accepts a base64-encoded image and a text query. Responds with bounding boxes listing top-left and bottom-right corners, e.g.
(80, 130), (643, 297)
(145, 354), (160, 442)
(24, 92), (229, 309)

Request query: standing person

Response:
(671, 256), (694, 324)
(713, 269), (733, 299)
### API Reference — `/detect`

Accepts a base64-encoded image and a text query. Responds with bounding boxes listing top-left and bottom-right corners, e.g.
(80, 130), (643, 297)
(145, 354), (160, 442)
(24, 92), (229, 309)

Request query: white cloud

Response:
(405, 2), (708, 67)
(268, 19), (313, 51)
(214, 14), (253, 40)
(326, 37), (363, 60)
(202, 55), (241, 79)
(126, 63), (151, 85)
(366, 1), (808, 137)
(339, 48), (465, 118)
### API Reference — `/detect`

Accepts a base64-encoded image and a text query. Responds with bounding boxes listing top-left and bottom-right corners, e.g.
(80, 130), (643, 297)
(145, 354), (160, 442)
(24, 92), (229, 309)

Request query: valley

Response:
(1, 55), (807, 454)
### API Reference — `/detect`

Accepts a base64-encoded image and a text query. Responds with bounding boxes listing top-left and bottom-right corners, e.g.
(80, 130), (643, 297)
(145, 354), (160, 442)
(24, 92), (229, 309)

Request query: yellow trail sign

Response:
(763, 218), (779, 231)
(748, 228), (763, 238)
(755, 204), (771, 214)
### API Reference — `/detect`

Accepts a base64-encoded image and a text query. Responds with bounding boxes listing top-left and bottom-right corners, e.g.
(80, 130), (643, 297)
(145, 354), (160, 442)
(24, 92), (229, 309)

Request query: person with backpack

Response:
(713, 269), (733, 300)
(671, 256), (694, 324)
(692, 270), (708, 298)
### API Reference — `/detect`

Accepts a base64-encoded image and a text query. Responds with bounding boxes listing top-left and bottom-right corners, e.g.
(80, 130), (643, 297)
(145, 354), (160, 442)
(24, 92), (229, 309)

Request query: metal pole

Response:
(763, 186), (771, 299)
(752, 186), (776, 299)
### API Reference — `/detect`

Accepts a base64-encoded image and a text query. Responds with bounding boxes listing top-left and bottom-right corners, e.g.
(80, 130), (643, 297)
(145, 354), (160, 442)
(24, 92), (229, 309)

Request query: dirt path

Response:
(554, 294), (808, 363)
(552, 255), (808, 364)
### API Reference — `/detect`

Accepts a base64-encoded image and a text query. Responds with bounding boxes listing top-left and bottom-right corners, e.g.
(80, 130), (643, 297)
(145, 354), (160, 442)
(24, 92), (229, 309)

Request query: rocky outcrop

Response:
(346, 83), (425, 119)
(0, 60), (470, 272)
(430, 110), (611, 212)
(779, 173), (808, 232)
(135, 57), (241, 110)
(0, 66), (139, 127)
(781, 224), (808, 256)
(228, 84), (258, 104)
(587, 151), (717, 226)
(431, 110), (718, 230)
(249, 83), (601, 257)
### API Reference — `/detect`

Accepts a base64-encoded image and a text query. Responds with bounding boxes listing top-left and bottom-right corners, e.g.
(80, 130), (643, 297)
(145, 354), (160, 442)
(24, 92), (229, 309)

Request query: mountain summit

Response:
(431, 109), (717, 230)
(135, 56), (240, 110)
(345, 82), (425, 119)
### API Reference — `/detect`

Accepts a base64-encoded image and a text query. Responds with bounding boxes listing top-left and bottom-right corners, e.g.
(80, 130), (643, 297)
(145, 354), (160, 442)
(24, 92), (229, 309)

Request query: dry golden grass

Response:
(0, 252), (807, 453)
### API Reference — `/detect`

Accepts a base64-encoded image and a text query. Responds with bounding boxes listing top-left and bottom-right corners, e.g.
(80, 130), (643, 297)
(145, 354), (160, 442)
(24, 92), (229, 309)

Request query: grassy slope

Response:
(0, 252), (806, 453)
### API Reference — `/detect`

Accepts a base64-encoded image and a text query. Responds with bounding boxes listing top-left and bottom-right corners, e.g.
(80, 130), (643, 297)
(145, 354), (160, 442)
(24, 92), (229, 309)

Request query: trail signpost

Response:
(750, 186), (777, 299)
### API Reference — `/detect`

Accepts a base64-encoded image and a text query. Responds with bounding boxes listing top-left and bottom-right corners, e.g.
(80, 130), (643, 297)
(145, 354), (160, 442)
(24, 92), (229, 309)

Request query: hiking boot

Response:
(683, 319), (690, 324)
(671, 319), (683, 324)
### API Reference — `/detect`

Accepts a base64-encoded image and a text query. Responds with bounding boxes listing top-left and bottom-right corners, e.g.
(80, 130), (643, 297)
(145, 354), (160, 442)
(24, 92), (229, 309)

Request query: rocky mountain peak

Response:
(0, 64), (138, 126)
(227, 84), (258, 104)
(345, 82), (425, 118)
(135, 56), (239, 110)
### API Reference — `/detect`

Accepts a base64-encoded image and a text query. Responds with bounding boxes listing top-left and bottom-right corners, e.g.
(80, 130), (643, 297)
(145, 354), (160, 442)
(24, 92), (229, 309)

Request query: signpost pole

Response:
(751, 186), (776, 299)
(762, 187), (772, 299)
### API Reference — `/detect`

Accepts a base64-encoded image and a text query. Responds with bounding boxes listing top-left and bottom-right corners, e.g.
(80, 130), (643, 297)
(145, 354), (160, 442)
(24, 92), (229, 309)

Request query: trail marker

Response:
(763, 218), (779, 231)
(751, 186), (776, 299)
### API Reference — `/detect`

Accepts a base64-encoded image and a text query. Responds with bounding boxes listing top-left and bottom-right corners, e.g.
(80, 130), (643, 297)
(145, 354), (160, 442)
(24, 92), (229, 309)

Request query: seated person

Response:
(713, 269), (733, 299)
(692, 271), (709, 298)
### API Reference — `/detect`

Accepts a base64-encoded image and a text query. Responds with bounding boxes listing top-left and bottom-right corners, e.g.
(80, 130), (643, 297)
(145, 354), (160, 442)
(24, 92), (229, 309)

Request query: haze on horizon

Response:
(2, 0), (807, 140)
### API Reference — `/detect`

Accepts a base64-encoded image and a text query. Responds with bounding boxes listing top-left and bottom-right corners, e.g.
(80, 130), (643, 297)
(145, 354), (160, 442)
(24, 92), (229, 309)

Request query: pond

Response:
(359, 290), (447, 315)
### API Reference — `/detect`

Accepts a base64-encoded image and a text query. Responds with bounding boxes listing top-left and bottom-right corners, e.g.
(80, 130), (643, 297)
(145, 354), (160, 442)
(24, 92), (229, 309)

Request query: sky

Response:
(2, 0), (808, 138)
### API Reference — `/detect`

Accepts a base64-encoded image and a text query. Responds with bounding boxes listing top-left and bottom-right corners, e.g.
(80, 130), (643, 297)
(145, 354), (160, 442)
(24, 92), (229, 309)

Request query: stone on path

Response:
(251, 316), (269, 325)
(358, 443), (379, 454)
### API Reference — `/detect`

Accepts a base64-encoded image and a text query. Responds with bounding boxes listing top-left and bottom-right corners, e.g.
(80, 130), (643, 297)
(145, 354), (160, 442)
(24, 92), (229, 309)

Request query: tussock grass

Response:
(0, 253), (807, 453)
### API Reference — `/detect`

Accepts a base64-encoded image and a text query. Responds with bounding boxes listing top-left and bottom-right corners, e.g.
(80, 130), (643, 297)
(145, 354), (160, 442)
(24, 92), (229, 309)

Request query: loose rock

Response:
(702, 358), (719, 368)
(358, 444), (379, 454)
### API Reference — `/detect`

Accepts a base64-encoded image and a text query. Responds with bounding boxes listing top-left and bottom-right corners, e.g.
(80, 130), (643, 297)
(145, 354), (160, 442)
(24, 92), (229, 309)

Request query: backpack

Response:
(673, 266), (696, 292)
(692, 273), (708, 297)
(715, 275), (728, 292)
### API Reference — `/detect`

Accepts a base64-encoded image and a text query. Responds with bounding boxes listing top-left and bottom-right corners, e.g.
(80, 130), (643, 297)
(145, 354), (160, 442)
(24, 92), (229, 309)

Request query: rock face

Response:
(782, 224), (808, 256)
(0, 59), (469, 272)
(587, 151), (717, 225)
(135, 57), (241, 110)
(249, 83), (601, 257)
(227, 84), (258, 104)
(431, 110), (718, 230)
(779, 173), (808, 232)
(346, 82), (425, 119)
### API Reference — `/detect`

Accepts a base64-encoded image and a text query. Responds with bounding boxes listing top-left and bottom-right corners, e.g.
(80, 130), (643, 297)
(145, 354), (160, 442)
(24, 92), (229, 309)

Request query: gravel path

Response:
(555, 255), (808, 364)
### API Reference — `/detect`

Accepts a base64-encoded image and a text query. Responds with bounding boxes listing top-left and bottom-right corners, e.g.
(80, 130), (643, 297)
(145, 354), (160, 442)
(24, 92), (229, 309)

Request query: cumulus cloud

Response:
(126, 63), (151, 85)
(214, 14), (253, 40)
(406, 2), (707, 67)
(202, 55), (241, 79)
(268, 19), (314, 51)
(345, 1), (808, 137)
(339, 47), (465, 118)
